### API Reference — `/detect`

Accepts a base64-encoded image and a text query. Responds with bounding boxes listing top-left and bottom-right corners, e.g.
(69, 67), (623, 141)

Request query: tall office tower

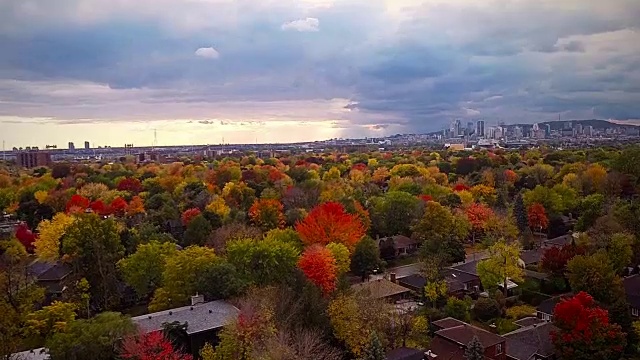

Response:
(84, 141), (90, 149)
(514, 126), (523, 139)
(532, 123), (539, 132)
(545, 124), (551, 138)
(454, 119), (462, 136)
(476, 120), (485, 138)
(585, 125), (594, 137)
(575, 123), (583, 135)
(68, 142), (75, 150)
(466, 121), (474, 135)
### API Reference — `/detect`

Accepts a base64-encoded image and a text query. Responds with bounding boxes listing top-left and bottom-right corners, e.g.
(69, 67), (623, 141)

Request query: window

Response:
(633, 308), (639, 317)
(496, 343), (503, 355)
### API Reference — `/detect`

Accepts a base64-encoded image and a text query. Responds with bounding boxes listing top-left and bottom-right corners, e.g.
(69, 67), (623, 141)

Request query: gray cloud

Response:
(0, 0), (639, 139)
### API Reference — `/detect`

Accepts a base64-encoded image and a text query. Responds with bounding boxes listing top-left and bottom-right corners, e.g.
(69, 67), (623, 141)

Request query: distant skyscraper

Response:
(466, 121), (474, 135)
(454, 119), (462, 136)
(514, 126), (523, 139)
(576, 123), (583, 135)
(545, 124), (551, 138)
(585, 125), (594, 137)
(532, 123), (539, 132)
(476, 121), (485, 138)
(68, 142), (75, 150)
(84, 141), (90, 150)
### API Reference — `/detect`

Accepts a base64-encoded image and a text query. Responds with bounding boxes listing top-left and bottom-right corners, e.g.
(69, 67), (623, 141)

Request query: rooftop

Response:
(536, 293), (573, 316)
(504, 322), (557, 360)
(434, 318), (505, 348)
(9, 348), (49, 360)
(386, 347), (424, 360)
(131, 300), (239, 335)
(623, 274), (640, 308)
(450, 260), (480, 276)
(351, 278), (412, 300)
(427, 336), (465, 360)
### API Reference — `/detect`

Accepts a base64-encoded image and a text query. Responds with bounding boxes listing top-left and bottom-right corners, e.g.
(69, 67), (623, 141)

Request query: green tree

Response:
(24, 301), (77, 339)
(117, 241), (177, 299)
(575, 194), (605, 231)
(359, 332), (385, 360)
(606, 233), (633, 274)
(444, 297), (471, 322)
(476, 240), (523, 296)
(149, 246), (217, 311)
(369, 191), (422, 237)
(465, 336), (484, 360)
(61, 213), (124, 310)
(523, 185), (563, 215)
(424, 280), (448, 308)
(46, 312), (136, 360)
(326, 242), (351, 275)
(263, 228), (304, 251)
(183, 214), (213, 246)
(226, 237), (299, 286)
(350, 237), (383, 281)
(195, 260), (246, 301)
(412, 201), (468, 264)
(513, 194), (528, 233)
(567, 252), (624, 305)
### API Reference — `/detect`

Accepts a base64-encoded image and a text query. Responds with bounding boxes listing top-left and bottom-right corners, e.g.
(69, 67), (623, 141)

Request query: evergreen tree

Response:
(360, 332), (385, 360)
(464, 336), (484, 360)
(514, 194), (528, 233)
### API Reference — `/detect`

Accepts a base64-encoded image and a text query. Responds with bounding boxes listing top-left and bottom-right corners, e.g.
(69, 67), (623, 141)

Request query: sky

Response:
(1, 0), (640, 148)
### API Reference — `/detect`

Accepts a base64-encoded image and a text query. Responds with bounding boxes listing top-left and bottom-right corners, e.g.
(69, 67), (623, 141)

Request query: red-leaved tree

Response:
(66, 194), (90, 214)
(181, 208), (201, 226)
(503, 169), (518, 184)
(465, 202), (494, 244)
(527, 202), (549, 232)
(297, 245), (338, 295)
(120, 331), (193, 360)
(110, 197), (128, 217)
(295, 202), (365, 250)
(540, 244), (586, 277)
(248, 198), (285, 231)
(418, 194), (434, 203)
(89, 200), (112, 216)
(117, 177), (143, 194)
(552, 291), (626, 360)
(453, 183), (470, 192)
(15, 223), (36, 253)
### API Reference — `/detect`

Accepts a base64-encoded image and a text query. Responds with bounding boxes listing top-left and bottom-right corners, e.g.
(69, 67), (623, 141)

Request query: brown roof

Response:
(436, 324), (505, 348)
(351, 279), (411, 300)
(391, 235), (418, 248)
(428, 336), (465, 360)
(432, 317), (467, 330)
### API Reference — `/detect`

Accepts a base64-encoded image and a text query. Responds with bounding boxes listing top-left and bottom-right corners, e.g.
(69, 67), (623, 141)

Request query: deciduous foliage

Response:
(326, 242), (351, 275)
(552, 292), (626, 360)
(368, 191), (422, 237)
(465, 202), (494, 243)
(110, 196), (128, 216)
(117, 241), (177, 299)
(476, 240), (523, 296)
(248, 198), (285, 231)
(359, 332), (386, 360)
(24, 301), (77, 338)
(46, 312), (136, 360)
(65, 194), (90, 213)
(226, 237), (299, 286)
(350, 237), (383, 280)
(296, 202), (365, 250)
(183, 214), (212, 246)
(15, 223), (36, 253)
(567, 252), (625, 305)
(117, 178), (143, 194)
(527, 202), (549, 231)
(149, 246), (217, 311)
(120, 330), (193, 360)
(195, 260), (246, 301)
(540, 244), (585, 277)
(412, 201), (468, 264)
(298, 245), (338, 295)
(61, 213), (124, 310)
(126, 196), (146, 216)
(181, 208), (201, 226)
(424, 280), (447, 308)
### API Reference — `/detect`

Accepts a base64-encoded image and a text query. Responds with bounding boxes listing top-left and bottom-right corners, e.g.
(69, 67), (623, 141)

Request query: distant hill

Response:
(535, 119), (640, 130)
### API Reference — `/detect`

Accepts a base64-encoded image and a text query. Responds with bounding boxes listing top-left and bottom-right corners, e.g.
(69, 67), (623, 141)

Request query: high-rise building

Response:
(575, 123), (583, 135)
(585, 126), (594, 137)
(453, 119), (462, 136)
(17, 150), (51, 168)
(68, 142), (75, 150)
(476, 121), (485, 138)
(545, 124), (551, 138)
(84, 141), (90, 150)
(514, 126), (523, 139)
(466, 121), (474, 136)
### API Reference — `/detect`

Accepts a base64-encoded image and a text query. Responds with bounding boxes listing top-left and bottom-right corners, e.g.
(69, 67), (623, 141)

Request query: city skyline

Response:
(1, 0), (640, 147)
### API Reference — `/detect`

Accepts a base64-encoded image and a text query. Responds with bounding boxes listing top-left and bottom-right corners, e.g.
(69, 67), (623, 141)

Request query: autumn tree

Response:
(65, 194), (90, 213)
(424, 280), (447, 308)
(248, 198), (285, 231)
(61, 213), (124, 310)
(298, 245), (338, 295)
(351, 237), (383, 281)
(465, 202), (494, 244)
(527, 202), (549, 232)
(552, 292), (626, 360)
(181, 208), (201, 226)
(117, 177), (143, 194)
(110, 196), (128, 217)
(476, 239), (523, 296)
(567, 252), (625, 305)
(149, 246), (217, 311)
(540, 243), (585, 278)
(120, 331), (193, 360)
(326, 242), (351, 275)
(295, 201), (365, 250)
(195, 260), (246, 301)
(117, 241), (177, 299)
(126, 195), (146, 216)
(24, 301), (77, 339)
(183, 214), (212, 246)
(368, 191), (422, 237)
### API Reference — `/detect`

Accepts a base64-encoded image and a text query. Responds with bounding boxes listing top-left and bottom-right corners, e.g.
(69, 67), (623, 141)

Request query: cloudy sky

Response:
(1, 0), (640, 148)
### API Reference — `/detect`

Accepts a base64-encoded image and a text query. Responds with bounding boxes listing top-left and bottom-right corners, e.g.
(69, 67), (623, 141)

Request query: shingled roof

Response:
(132, 300), (239, 335)
(624, 274), (640, 309)
(351, 278), (411, 300)
(504, 322), (557, 360)
(434, 318), (505, 348)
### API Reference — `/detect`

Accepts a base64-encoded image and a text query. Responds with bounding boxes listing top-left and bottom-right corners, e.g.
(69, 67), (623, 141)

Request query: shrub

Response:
(473, 297), (501, 322)
(506, 305), (536, 320)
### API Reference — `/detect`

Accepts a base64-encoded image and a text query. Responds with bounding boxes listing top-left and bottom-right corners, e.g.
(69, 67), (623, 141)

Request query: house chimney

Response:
(390, 272), (397, 283)
(191, 293), (205, 306)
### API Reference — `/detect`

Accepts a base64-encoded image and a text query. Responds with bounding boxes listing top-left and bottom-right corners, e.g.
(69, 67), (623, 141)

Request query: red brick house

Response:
(428, 317), (507, 360)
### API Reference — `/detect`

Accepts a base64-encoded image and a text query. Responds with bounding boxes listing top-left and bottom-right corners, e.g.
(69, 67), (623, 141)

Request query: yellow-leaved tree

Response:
(35, 213), (75, 261)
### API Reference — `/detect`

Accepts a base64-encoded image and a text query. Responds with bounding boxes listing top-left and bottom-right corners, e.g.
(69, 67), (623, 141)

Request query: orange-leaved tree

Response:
(110, 197), (128, 217)
(248, 198), (285, 231)
(295, 202), (365, 250)
(465, 202), (494, 244)
(181, 208), (201, 226)
(126, 196), (146, 216)
(527, 202), (549, 232)
(297, 245), (338, 295)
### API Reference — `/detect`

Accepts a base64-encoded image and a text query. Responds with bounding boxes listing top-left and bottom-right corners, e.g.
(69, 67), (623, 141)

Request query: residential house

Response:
(28, 261), (73, 304)
(378, 235), (420, 259)
(131, 296), (239, 356)
(386, 347), (424, 360)
(536, 293), (573, 322)
(428, 317), (507, 360)
(623, 275), (640, 317)
(351, 278), (412, 303)
(503, 322), (557, 360)
(543, 234), (574, 248)
(520, 249), (545, 268)
(398, 268), (482, 299)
